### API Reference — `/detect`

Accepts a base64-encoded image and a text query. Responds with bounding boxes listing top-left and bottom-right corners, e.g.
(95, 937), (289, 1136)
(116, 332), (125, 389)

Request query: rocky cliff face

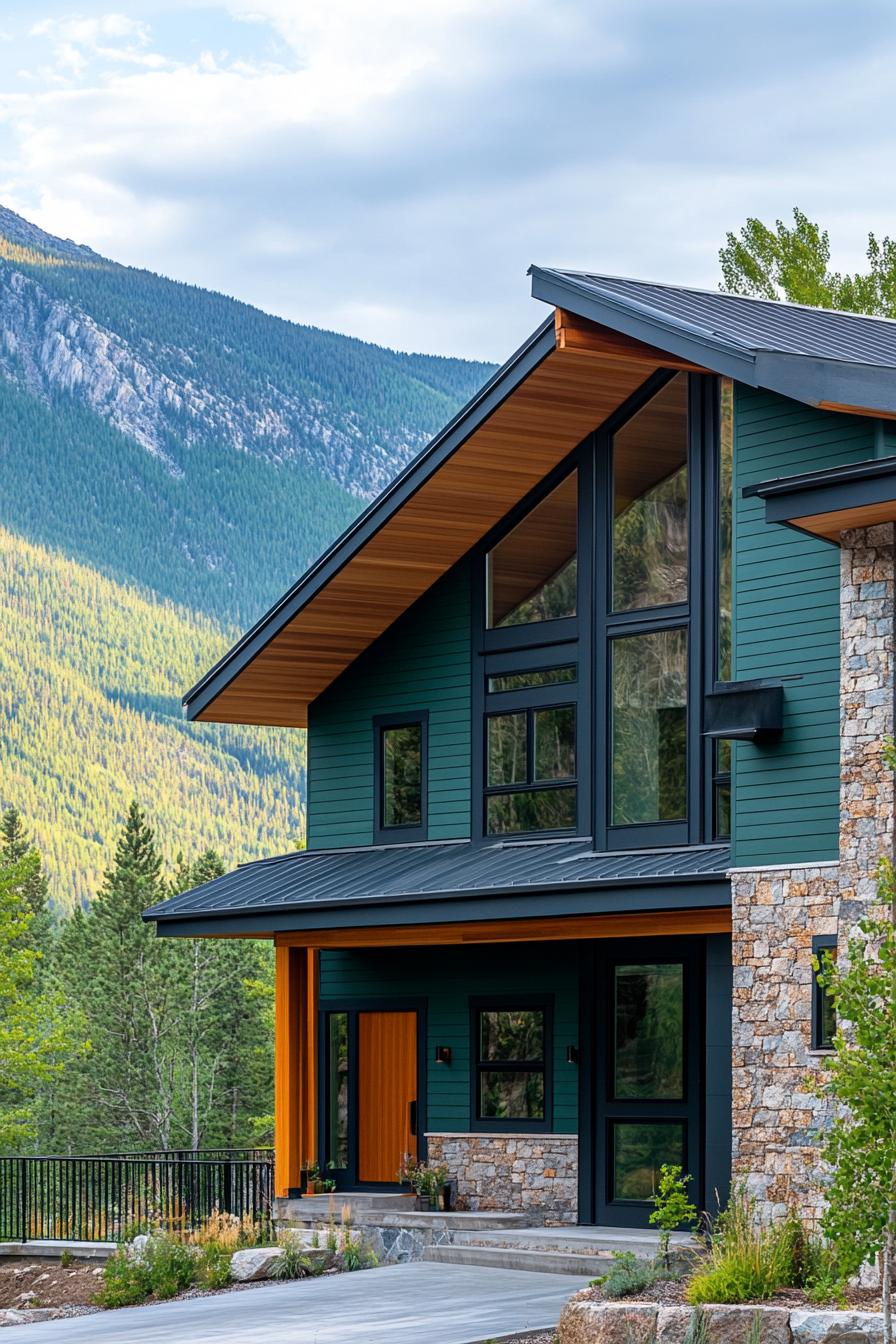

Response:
(0, 205), (491, 502)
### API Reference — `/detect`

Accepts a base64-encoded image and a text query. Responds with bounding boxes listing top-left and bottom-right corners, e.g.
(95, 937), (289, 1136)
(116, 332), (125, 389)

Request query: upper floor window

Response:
(375, 715), (427, 841)
(611, 627), (687, 827)
(485, 702), (577, 835)
(612, 373), (688, 612)
(486, 472), (578, 628)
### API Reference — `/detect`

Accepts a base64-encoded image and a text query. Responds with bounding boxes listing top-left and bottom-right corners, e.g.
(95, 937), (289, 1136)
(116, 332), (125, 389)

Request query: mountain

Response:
(0, 206), (494, 625)
(0, 206), (495, 908)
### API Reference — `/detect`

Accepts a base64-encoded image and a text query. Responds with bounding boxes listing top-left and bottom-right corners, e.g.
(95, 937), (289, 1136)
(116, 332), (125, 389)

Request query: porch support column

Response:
(274, 943), (318, 1198)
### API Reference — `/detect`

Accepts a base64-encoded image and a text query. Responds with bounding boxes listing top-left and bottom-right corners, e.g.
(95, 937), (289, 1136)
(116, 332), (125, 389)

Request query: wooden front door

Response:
(357, 1011), (418, 1184)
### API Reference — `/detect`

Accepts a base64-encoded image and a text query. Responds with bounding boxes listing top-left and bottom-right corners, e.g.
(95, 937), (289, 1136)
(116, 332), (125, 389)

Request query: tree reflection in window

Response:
(477, 1008), (546, 1122)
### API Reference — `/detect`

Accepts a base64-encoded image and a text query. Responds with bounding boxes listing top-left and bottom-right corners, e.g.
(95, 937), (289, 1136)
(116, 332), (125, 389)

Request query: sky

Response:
(0, 1), (895, 362)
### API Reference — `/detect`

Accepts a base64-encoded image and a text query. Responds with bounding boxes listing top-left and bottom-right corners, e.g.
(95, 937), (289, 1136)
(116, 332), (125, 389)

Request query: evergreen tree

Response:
(0, 851), (75, 1150)
(0, 808), (52, 947)
(49, 802), (182, 1151)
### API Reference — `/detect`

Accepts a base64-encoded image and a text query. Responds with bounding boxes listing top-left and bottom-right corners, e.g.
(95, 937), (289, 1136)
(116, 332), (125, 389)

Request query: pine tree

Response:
(49, 802), (182, 1151)
(0, 808), (52, 947)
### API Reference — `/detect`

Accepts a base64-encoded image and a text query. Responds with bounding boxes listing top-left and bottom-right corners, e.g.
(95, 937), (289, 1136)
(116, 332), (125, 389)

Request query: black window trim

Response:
(373, 711), (429, 845)
(469, 995), (554, 1133)
(812, 934), (837, 1052)
(483, 699), (578, 838)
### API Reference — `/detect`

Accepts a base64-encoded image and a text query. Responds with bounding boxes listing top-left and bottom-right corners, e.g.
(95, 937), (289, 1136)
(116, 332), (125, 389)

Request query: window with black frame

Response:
(375, 714), (427, 841)
(485, 700), (577, 835)
(812, 936), (837, 1051)
(473, 1002), (550, 1129)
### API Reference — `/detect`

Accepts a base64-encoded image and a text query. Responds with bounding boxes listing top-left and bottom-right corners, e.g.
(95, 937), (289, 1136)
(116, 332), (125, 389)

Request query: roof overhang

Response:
(184, 304), (707, 727)
(745, 454), (896, 543)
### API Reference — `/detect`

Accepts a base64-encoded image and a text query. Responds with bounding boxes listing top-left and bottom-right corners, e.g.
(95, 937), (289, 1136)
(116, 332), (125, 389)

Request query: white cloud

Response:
(1, 2), (895, 358)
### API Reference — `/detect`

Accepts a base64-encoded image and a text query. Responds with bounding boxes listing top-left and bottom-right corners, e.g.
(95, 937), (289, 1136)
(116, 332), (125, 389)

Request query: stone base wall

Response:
(730, 860), (840, 1222)
(425, 1132), (578, 1224)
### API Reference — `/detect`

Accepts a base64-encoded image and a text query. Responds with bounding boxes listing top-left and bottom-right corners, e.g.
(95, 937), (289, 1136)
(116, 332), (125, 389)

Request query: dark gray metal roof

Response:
(144, 839), (730, 936)
(531, 267), (896, 415)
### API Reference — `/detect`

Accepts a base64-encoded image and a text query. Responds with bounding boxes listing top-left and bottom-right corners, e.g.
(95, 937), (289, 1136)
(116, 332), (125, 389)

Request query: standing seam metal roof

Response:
(144, 839), (730, 923)
(544, 270), (896, 366)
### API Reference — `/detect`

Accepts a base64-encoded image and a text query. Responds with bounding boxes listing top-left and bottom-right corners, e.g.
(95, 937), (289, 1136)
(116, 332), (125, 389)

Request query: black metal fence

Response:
(0, 1149), (274, 1243)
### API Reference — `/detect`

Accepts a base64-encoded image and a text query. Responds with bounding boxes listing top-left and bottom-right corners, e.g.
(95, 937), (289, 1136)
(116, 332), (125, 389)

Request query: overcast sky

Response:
(0, 1), (894, 361)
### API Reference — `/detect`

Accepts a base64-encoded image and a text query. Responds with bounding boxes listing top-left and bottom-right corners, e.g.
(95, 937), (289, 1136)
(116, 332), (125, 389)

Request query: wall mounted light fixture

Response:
(434, 1045), (452, 1065)
(566, 1045), (580, 1065)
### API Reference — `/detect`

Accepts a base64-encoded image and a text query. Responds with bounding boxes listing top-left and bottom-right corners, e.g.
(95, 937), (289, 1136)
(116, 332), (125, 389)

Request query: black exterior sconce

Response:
(566, 1045), (580, 1065)
(434, 1045), (452, 1065)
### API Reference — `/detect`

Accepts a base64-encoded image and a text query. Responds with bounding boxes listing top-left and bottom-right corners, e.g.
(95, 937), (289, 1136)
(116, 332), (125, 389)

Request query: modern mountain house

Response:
(145, 269), (896, 1228)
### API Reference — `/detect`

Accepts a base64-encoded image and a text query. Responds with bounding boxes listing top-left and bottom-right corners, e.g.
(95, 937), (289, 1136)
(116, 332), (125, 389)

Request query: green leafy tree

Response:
(813, 843), (896, 1339)
(0, 851), (76, 1149)
(649, 1163), (697, 1268)
(720, 207), (896, 316)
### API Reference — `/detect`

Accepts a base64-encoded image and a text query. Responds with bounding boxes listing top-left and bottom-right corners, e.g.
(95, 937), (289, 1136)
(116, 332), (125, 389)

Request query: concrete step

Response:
(423, 1242), (615, 1277)
(450, 1227), (691, 1258)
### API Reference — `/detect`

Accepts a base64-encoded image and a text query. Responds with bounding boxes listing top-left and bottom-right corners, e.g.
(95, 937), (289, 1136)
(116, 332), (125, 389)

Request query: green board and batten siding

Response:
(318, 943), (579, 1134)
(732, 386), (876, 867)
(307, 560), (472, 849)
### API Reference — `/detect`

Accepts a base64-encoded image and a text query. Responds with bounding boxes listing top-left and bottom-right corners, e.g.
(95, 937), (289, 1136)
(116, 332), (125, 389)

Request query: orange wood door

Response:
(357, 1011), (417, 1184)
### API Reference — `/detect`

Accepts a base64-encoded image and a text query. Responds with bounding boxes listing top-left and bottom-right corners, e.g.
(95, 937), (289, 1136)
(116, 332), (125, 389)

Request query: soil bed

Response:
(0, 1258), (103, 1309)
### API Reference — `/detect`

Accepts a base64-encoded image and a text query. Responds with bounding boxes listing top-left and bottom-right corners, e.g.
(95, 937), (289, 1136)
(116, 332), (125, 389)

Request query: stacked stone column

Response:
(730, 523), (894, 1222)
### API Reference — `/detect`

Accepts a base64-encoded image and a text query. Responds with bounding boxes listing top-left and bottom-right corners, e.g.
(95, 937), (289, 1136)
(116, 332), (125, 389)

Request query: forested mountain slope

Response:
(0, 207), (493, 907)
(0, 525), (304, 910)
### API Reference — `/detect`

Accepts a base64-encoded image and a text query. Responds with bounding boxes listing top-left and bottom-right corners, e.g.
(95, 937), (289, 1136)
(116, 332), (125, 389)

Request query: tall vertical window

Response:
(812, 936), (837, 1051)
(326, 1012), (349, 1169)
(713, 378), (734, 839)
(486, 472), (578, 628)
(376, 716), (427, 839)
(473, 1003), (550, 1129)
(611, 628), (688, 827)
(612, 374), (689, 612)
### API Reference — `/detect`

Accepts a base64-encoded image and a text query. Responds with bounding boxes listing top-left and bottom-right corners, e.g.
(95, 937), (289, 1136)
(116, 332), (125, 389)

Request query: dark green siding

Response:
(319, 944), (579, 1133)
(307, 561), (471, 849)
(732, 387), (876, 866)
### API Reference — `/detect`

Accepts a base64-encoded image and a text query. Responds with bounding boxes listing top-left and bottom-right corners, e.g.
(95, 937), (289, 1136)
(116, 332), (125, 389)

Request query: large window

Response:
(375, 715), (427, 841)
(612, 374), (689, 612)
(485, 703), (577, 835)
(486, 472), (578, 628)
(611, 628), (687, 827)
(473, 1002), (550, 1129)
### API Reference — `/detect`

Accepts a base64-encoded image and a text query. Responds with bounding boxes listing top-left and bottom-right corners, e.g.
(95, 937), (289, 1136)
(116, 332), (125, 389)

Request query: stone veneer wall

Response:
(425, 1132), (578, 1225)
(731, 523), (895, 1221)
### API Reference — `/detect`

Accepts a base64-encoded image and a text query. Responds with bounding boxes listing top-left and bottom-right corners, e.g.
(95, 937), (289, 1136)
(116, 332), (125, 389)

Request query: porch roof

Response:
(143, 838), (731, 938)
(744, 453), (896, 542)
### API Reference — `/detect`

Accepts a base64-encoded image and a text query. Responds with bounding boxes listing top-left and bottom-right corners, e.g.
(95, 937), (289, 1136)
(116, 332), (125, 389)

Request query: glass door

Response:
(594, 943), (702, 1227)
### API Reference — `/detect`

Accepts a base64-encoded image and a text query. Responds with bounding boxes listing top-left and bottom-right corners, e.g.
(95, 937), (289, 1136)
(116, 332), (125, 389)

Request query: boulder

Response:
(127, 1234), (150, 1261)
(702, 1305), (791, 1344)
(559, 1300), (658, 1344)
(657, 1306), (695, 1344)
(790, 1311), (885, 1344)
(230, 1246), (285, 1282)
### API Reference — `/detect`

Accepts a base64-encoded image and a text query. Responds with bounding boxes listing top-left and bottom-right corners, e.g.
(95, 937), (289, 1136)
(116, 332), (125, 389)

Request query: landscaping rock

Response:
(702, 1305), (791, 1344)
(230, 1247), (285, 1282)
(657, 1306), (695, 1344)
(127, 1234), (150, 1261)
(790, 1311), (885, 1344)
(559, 1299), (658, 1344)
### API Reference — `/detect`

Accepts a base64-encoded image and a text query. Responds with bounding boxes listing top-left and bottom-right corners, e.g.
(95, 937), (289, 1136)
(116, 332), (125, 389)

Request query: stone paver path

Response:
(17, 1261), (588, 1343)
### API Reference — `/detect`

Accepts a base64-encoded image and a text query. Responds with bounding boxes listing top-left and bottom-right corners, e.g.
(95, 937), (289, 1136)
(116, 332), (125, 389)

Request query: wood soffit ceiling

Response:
(198, 309), (707, 728)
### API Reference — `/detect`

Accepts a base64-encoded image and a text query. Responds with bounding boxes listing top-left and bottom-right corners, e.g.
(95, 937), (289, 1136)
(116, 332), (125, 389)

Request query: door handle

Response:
(409, 1100), (418, 1133)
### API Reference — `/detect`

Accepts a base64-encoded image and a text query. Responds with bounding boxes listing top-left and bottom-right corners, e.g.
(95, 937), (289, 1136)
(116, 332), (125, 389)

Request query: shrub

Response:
(650, 1165), (698, 1267)
(592, 1251), (670, 1299)
(59, 1249), (73, 1268)
(196, 1243), (232, 1290)
(95, 1249), (153, 1308)
(685, 1192), (803, 1304)
(144, 1234), (198, 1300)
(341, 1232), (377, 1272)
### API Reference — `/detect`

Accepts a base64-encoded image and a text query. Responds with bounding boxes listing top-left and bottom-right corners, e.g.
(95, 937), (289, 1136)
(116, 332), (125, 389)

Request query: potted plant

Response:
(303, 1160), (337, 1195)
(398, 1155), (450, 1211)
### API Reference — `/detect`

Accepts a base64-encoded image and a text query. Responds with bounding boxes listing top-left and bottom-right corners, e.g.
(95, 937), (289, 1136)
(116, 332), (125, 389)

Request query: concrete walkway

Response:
(18, 1262), (589, 1343)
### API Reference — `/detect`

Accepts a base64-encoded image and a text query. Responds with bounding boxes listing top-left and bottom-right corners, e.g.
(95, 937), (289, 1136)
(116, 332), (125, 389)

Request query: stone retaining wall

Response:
(559, 1301), (887, 1344)
(425, 1132), (578, 1224)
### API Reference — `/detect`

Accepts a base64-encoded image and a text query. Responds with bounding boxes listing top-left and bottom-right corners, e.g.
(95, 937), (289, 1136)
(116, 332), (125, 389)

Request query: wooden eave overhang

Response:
(745, 455), (896, 543)
(184, 308), (707, 728)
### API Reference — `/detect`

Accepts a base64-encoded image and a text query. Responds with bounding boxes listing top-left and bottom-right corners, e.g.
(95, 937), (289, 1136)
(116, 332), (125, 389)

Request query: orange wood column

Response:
(274, 945), (318, 1198)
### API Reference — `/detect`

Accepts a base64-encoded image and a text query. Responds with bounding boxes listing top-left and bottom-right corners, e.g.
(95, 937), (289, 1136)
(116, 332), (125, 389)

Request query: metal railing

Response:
(0, 1148), (274, 1243)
